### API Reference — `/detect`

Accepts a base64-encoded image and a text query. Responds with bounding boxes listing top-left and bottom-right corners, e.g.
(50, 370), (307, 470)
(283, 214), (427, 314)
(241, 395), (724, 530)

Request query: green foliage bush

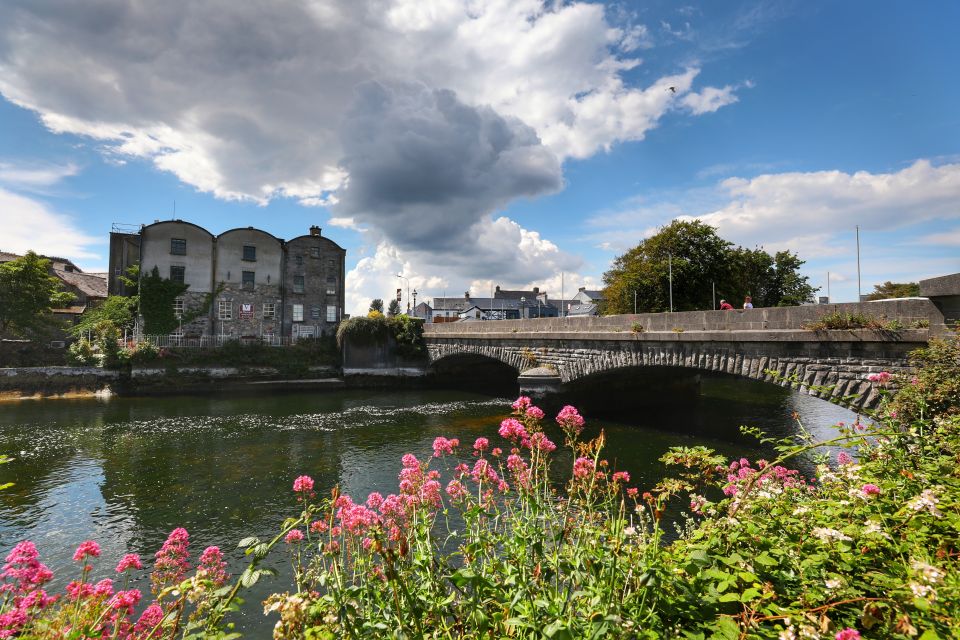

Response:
(802, 311), (905, 332)
(153, 337), (338, 370)
(65, 337), (96, 366)
(336, 314), (425, 357)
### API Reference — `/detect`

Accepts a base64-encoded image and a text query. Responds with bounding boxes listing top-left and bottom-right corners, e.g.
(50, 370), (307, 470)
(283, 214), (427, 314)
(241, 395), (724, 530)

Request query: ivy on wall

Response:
(139, 267), (188, 335)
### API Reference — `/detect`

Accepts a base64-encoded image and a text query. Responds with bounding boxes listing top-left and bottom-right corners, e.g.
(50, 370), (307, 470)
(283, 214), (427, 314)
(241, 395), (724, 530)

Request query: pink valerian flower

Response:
(445, 479), (467, 500)
(115, 553), (143, 573)
(835, 629), (861, 640)
(366, 492), (384, 511)
(432, 437), (459, 457)
(837, 451), (853, 465)
(866, 371), (891, 386)
(284, 530), (304, 544)
(336, 497), (382, 535)
(491, 447), (502, 457)
(525, 406), (545, 420)
(2, 541), (53, 594)
(556, 406), (585, 436)
(134, 603), (165, 637)
(861, 484), (881, 498)
(310, 520), (328, 534)
(689, 494), (707, 514)
(612, 471), (631, 484)
(471, 459), (501, 486)
(511, 396), (532, 413)
(72, 540), (101, 562)
(92, 578), (114, 597)
(292, 475), (315, 493)
(626, 488), (639, 499)
(526, 432), (557, 454)
(473, 437), (490, 452)
(197, 547), (229, 586)
(109, 588), (142, 614)
(152, 528), (191, 594)
(573, 457), (595, 480)
(723, 458), (808, 497)
(499, 418), (528, 443)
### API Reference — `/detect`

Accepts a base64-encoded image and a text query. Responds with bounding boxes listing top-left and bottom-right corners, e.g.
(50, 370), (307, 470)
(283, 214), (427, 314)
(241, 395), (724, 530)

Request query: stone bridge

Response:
(424, 299), (950, 410)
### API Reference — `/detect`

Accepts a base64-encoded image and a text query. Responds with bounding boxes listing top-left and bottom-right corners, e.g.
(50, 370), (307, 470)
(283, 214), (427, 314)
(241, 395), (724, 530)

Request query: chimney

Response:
(578, 286), (586, 292)
(309, 225), (321, 236)
(495, 285), (500, 292)
(464, 291), (470, 302)
(533, 287), (539, 294)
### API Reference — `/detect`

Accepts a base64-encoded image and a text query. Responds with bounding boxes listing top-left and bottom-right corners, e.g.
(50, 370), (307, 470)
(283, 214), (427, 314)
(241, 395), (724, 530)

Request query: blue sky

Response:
(0, 0), (957, 314)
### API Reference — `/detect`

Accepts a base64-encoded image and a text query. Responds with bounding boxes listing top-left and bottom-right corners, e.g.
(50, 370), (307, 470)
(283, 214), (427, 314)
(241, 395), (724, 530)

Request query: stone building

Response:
(282, 226), (346, 339)
(115, 219), (346, 338)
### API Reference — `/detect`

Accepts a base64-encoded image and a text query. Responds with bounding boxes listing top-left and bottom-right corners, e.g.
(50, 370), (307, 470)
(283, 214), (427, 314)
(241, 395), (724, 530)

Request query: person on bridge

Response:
(719, 299), (734, 310)
(743, 296), (754, 309)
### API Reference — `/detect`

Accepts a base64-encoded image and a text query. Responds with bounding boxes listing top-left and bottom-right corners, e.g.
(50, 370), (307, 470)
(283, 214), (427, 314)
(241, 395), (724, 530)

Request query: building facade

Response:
(115, 220), (346, 338)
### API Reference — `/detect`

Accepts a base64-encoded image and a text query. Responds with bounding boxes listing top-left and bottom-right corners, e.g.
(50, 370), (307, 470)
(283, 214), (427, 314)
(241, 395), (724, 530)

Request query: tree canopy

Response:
(864, 281), (920, 301)
(369, 298), (384, 313)
(601, 220), (817, 314)
(387, 299), (402, 317)
(0, 252), (74, 339)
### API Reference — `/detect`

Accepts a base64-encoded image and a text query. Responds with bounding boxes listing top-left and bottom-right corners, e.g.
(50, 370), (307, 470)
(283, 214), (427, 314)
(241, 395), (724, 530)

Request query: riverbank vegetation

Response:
(336, 313), (426, 358)
(3, 333), (958, 638)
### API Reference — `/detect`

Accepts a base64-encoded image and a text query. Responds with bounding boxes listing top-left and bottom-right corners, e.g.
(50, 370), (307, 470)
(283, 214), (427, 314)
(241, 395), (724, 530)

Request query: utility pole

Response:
(712, 282), (716, 310)
(668, 252), (673, 313)
(827, 271), (831, 303)
(634, 290), (637, 314)
(855, 225), (862, 301)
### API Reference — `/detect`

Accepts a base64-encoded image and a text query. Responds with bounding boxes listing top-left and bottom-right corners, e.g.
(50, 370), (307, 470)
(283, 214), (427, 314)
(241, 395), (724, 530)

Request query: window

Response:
(326, 287), (336, 295)
(311, 306), (321, 319)
(326, 305), (337, 322)
(262, 302), (276, 319)
(327, 259), (335, 268)
(170, 265), (185, 283)
(170, 238), (187, 255)
(310, 247), (320, 258)
(242, 270), (255, 289)
(218, 300), (232, 320)
(173, 297), (184, 318)
(293, 276), (305, 293)
(292, 304), (304, 322)
(242, 245), (256, 261)
(295, 255), (303, 266)
(326, 275), (336, 283)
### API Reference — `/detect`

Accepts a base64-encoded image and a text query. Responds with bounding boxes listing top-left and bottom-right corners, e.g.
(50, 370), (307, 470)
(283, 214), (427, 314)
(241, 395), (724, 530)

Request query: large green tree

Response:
(0, 251), (74, 338)
(387, 299), (402, 317)
(602, 221), (817, 314)
(70, 295), (137, 337)
(864, 281), (920, 301)
(369, 298), (384, 314)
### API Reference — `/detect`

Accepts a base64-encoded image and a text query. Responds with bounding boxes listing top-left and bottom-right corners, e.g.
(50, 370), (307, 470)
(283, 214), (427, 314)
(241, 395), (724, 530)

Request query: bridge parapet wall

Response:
(423, 299), (945, 336)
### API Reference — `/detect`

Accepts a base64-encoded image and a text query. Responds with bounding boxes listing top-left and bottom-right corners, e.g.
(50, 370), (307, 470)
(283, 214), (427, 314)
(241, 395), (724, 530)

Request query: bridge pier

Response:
(518, 366), (563, 401)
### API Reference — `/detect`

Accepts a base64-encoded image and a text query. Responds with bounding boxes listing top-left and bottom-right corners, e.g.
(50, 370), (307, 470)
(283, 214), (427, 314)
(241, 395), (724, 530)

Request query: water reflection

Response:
(0, 383), (858, 633)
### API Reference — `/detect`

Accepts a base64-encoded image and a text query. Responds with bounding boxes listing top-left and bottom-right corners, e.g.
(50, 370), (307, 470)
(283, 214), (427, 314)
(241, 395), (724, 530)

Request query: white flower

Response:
(793, 505), (811, 516)
(824, 578), (842, 590)
(623, 526), (637, 537)
(910, 582), (936, 600)
(778, 625), (797, 640)
(862, 520), (892, 540)
(908, 489), (943, 517)
(812, 527), (852, 543)
(911, 560), (944, 585)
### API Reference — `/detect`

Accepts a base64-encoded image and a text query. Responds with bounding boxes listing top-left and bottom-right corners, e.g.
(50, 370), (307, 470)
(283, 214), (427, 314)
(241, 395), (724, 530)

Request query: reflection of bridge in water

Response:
(424, 299), (950, 410)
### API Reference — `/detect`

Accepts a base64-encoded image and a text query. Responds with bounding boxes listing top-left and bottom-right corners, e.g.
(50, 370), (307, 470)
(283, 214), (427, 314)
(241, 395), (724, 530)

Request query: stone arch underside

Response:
(426, 340), (912, 411)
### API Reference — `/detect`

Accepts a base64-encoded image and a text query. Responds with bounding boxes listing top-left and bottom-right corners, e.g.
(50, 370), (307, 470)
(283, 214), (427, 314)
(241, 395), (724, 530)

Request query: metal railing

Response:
(132, 335), (304, 348)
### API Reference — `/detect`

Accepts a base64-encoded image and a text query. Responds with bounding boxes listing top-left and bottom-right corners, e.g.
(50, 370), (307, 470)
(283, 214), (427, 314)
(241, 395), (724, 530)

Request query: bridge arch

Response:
(426, 339), (909, 410)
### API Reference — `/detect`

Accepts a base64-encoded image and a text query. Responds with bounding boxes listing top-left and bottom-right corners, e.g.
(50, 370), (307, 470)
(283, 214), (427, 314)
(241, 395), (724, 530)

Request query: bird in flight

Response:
(668, 86), (677, 93)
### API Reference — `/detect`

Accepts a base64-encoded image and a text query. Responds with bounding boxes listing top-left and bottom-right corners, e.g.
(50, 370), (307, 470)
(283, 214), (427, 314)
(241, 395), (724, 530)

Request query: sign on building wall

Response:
(239, 303), (255, 319)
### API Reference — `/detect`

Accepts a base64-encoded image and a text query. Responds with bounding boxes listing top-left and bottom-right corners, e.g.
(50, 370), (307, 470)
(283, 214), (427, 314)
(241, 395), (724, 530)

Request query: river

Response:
(0, 379), (858, 633)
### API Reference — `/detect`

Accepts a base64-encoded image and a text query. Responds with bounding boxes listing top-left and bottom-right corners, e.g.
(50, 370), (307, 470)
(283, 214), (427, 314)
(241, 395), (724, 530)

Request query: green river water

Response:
(0, 380), (858, 634)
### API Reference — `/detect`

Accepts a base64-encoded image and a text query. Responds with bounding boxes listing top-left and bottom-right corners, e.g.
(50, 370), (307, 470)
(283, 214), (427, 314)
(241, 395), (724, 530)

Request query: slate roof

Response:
(55, 268), (108, 299)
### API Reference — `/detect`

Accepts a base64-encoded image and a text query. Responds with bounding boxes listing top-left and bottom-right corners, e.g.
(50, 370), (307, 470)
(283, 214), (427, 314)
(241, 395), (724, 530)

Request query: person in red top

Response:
(719, 299), (733, 310)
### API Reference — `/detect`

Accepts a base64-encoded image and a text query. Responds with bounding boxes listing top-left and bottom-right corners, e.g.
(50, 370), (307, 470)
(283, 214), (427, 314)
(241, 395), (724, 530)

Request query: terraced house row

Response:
(109, 220), (346, 339)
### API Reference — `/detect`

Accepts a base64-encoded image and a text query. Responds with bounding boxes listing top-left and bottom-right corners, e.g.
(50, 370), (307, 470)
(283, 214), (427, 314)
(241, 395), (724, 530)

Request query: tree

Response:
(369, 298), (384, 314)
(387, 299), (402, 317)
(602, 220), (817, 314)
(865, 281), (920, 301)
(0, 251), (74, 339)
(602, 220), (732, 314)
(71, 295), (136, 338)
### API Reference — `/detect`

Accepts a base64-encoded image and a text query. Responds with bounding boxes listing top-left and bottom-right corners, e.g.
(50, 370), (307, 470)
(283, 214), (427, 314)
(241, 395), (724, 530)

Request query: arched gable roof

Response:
(141, 219), (214, 238)
(286, 234), (346, 252)
(217, 226), (283, 243)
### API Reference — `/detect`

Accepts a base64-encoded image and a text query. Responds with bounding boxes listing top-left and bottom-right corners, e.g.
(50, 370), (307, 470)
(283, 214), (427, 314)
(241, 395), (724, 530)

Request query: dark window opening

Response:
(170, 238), (187, 255)
(170, 265), (185, 283)
(295, 255), (303, 266)
(293, 276), (305, 293)
(242, 245), (256, 261)
(242, 271), (255, 289)
(310, 247), (320, 258)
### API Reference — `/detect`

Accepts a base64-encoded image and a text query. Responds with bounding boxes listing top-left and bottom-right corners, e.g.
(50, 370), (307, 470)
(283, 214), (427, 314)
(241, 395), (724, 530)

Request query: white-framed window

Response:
(293, 276), (305, 293)
(326, 287), (336, 295)
(218, 300), (232, 320)
(311, 306), (321, 319)
(262, 302), (276, 319)
(170, 265), (186, 283)
(173, 297), (184, 318)
(326, 305), (337, 322)
(292, 304), (304, 322)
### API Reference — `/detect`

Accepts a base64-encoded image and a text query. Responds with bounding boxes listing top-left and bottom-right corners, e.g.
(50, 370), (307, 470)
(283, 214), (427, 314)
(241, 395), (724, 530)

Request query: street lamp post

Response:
(520, 296), (526, 321)
(396, 274), (411, 313)
(412, 289), (417, 312)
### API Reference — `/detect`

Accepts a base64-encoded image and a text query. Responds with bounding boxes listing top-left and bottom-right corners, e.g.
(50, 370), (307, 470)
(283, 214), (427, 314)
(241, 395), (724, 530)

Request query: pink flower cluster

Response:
(837, 451), (853, 466)
(498, 418), (528, 443)
(861, 483), (881, 498)
(556, 405), (585, 436)
(835, 629), (861, 640)
(432, 437), (459, 457)
(152, 528), (191, 594)
(197, 546), (229, 586)
(722, 458), (808, 497)
(73, 540), (101, 562)
(0, 542), (55, 637)
(293, 475), (316, 502)
(115, 553), (142, 573)
(867, 371), (892, 385)
(573, 457), (595, 480)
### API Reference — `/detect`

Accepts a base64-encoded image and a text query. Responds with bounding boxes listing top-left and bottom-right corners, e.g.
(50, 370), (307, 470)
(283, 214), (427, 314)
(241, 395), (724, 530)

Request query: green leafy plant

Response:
(802, 311), (904, 332)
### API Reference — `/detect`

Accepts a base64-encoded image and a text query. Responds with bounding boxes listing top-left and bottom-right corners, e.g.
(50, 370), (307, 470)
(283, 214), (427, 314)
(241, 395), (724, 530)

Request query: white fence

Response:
(133, 335), (304, 349)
